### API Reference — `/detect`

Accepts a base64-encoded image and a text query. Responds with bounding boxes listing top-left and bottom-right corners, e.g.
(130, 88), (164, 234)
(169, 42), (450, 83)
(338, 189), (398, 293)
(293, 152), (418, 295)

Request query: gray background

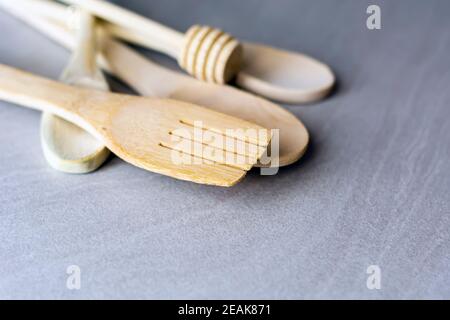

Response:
(0, 0), (449, 299)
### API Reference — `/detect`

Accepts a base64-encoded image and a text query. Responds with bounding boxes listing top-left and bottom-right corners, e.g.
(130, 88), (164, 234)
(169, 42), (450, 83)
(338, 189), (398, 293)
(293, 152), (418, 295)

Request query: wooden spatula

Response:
(0, 64), (271, 186)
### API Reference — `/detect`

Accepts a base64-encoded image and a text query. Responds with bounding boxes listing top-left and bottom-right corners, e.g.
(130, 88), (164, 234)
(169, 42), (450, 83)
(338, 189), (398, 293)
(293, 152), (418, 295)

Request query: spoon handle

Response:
(2, 0), (180, 58)
(60, 0), (183, 58)
(0, 0), (117, 75)
(5, 0), (242, 84)
(0, 0), (186, 99)
(0, 0), (75, 50)
(60, 9), (108, 90)
(59, 0), (242, 84)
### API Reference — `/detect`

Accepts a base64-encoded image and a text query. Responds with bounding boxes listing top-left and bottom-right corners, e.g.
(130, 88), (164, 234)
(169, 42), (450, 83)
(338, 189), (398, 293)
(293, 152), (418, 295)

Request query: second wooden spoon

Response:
(41, 9), (110, 173)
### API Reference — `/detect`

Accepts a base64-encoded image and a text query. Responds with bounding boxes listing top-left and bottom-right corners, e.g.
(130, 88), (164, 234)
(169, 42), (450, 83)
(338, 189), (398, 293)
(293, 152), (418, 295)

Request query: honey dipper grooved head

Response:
(179, 25), (243, 84)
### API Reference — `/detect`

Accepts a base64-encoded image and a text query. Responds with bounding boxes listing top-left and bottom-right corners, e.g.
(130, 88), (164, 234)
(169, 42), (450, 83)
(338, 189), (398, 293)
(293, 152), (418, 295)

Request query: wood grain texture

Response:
(0, 1), (307, 168)
(0, 64), (271, 186)
(0, 0), (449, 299)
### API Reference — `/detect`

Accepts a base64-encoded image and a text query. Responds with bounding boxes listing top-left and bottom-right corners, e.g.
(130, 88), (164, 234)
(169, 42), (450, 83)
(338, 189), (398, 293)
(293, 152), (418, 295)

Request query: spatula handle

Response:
(0, 64), (80, 115)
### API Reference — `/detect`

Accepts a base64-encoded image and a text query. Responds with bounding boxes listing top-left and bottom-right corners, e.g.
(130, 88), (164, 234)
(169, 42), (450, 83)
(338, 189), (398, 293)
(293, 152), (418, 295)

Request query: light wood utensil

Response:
(237, 43), (335, 104)
(59, 0), (242, 85)
(0, 64), (271, 186)
(41, 9), (110, 173)
(0, 0), (309, 167)
(58, 0), (335, 104)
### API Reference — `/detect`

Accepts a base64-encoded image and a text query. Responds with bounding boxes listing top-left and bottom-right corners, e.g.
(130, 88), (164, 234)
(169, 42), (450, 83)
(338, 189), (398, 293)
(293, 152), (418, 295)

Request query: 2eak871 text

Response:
(178, 304), (270, 317)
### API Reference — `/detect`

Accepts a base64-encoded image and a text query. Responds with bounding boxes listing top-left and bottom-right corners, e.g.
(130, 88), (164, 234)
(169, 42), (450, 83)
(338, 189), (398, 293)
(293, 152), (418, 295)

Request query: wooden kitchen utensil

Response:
(0, 0), (309, 167)
(60, 0), (242, 85)
(0, 64), (271, 186)
(41, 9), (110, 173)
(58, 0), (335, 104)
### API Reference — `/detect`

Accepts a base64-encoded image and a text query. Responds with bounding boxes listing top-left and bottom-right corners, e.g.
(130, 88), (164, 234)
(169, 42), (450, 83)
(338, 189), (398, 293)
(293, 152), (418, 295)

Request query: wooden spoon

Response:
(41, 9), (110, 173)
(0, 0), (309, 167)
(237, 43), (335, 104)
(57, 0), (335, 104)
(0, 64), (271, 187)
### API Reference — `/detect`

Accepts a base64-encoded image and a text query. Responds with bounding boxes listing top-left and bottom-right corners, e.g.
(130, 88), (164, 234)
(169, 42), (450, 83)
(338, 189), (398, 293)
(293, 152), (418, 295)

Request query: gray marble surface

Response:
(0, 0), (449, 299)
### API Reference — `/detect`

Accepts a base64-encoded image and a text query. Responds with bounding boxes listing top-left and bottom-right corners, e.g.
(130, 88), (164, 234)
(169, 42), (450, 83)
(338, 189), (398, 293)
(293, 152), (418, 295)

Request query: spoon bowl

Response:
(237, 43), (335, 104)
